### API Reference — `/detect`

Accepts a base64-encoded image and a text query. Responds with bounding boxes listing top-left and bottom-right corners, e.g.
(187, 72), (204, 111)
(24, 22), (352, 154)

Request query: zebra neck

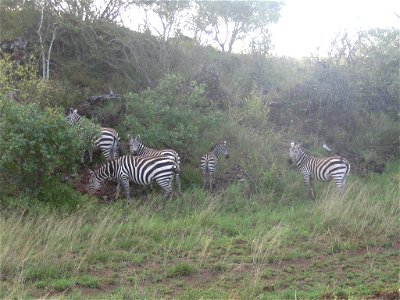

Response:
(138, 144), (150, 155)
(213, 147), (222, 157)
(72, 116), (82, 126)
(296, 151), (310, 167)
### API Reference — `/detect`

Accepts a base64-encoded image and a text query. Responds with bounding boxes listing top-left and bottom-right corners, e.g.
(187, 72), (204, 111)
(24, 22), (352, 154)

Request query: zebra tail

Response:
(340, 157), (350, 165)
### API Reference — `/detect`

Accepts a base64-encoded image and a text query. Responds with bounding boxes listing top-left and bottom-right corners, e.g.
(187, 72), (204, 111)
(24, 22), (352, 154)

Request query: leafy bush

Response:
(121, 74), (223, 158)
(0, 55), (80, 108)
(72, 116), (103, 162)
(0, 98), (81, 198)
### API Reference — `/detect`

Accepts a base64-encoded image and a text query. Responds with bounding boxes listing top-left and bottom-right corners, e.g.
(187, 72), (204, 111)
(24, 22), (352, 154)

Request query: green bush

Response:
(0, 98), (81, 198)
(121, 74), (223, 157)
(0, 55), (81, 108)
(260, 169), (284, 199)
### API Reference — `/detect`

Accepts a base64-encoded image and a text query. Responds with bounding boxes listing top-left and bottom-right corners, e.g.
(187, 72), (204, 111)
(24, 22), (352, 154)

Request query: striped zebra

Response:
(200, 141), (229, 189)
(128, 135), (181, 193)
(88, 155), (178, 202)
(289, 141), (350, 199)
(66, 108), (120, 163)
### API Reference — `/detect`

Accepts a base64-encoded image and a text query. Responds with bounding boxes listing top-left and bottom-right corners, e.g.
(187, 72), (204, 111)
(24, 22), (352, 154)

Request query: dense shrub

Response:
(0, 55), (81, 108)
(0, 98), (81, 197)
(121, 74), (224, 159)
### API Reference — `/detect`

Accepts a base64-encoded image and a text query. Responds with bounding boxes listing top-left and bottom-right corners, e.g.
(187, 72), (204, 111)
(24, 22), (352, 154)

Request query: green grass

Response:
(0, 163), (399, 299)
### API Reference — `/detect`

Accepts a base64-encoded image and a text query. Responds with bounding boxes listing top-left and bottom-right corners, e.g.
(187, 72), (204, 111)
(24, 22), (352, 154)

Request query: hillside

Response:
(0, 1), (399, 299)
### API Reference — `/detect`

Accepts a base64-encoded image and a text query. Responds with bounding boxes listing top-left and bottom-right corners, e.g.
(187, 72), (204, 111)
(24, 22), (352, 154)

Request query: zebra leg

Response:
(304, 175), (315, 199)
(175, 173), (182, 194)
(334, 175), (347, 193)
(88, 148), (94, 163)
(209, 171), (215, 190)
(115, 181), (121, 200)
(120, 177), (132, 203)
(201, 166), (208, 189)
(156, 178), (172, 208)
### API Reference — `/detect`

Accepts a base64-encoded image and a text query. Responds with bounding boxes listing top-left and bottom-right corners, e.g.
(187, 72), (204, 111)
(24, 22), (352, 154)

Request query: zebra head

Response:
(214, 141), (229, 159)
(128, 135), (142, 155)
(289, 141), (303, 163)
(66, 108), (81, 125)
(87, 169), (101, 194)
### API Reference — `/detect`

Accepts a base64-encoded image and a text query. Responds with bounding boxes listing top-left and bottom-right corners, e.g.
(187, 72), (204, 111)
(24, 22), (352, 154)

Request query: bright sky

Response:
(269, 0), (400, 57)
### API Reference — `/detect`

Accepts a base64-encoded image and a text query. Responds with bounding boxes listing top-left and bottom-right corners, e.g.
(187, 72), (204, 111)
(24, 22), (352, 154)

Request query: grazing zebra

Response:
(88, 155), (178, 202)
(289, 141), (350, 199)
(66, 108), (120, 162)
(200, 141), (229, 189)
(128, 135), (181, 192)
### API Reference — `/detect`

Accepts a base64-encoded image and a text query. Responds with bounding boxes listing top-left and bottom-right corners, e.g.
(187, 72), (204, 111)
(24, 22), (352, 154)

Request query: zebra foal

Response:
(289, 141), (350, 199)
(66, 108), (120, 162)
(200, 141), (229, 189)
(128, 135), (181, 192)
(88, 155), (178, 202)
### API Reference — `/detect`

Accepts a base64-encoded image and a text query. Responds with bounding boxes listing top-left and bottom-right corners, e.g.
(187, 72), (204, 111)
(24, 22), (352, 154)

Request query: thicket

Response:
(0, 0), (399, 205)
(0, 52), (107, 203)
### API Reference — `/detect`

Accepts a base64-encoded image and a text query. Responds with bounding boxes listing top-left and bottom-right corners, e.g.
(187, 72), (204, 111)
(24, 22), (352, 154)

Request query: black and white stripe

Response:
(200, 141), (229, 189)
(66, 108), (120, 162)
(289, 141), (350, 199)
(88, 155), (178, 201)
(128, 135), (181, 192)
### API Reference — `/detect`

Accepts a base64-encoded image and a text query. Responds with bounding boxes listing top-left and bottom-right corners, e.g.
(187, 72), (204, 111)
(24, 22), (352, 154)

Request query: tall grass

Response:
(1, 164), (399, 298)
(314, 177), (399, 242)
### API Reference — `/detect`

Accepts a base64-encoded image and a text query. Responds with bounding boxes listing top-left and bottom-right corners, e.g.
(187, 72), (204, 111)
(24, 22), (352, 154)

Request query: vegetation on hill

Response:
(0, 0), (399, 298)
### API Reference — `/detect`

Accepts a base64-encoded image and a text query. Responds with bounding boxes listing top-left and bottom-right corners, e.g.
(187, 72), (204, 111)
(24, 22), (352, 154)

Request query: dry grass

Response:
(314, 180), (399, 240)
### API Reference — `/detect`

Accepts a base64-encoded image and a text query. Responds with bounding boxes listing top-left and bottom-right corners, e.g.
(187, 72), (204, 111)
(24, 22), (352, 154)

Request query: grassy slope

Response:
(1, 163), (399, 299)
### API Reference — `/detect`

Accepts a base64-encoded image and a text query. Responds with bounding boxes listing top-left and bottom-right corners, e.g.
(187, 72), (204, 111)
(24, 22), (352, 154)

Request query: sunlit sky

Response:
(269, 0), (399, 57)
(121, 0), (399, 58)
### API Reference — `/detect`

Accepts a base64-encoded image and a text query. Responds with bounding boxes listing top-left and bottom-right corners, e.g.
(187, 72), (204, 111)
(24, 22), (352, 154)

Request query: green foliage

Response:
(196, 1), (282, 52)
(52, 278), (75, 291)
(122, 74), (223, 156)
(73, 116), (102, 159)
(0, 55), (80, 108)
(0, 98), (81, 198)
(167, 262), (197, 278)
(259, 169), (284, 199)
(76, 275), (99, 288)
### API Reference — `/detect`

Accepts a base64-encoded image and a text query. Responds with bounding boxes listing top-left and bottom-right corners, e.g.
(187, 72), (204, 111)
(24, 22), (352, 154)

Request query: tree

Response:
(140, 0), (191, 42)
(37, 3), (58, 80)
(327, 28), (400, 113)
(194, 1), (282, 53)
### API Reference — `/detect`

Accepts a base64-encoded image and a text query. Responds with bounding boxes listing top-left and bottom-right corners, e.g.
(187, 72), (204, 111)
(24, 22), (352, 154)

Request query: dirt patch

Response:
(77, 284), (117, 298)
(367, 291), (400, 300)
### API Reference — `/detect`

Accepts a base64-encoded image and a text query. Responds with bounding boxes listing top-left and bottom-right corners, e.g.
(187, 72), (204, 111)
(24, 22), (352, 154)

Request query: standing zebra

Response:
(88, 155), (178, 202)
(289, 141), (350, 199)
(66, 108), (120, 163)
(200, 141), (229, 189)
(128, 135), (181, 192)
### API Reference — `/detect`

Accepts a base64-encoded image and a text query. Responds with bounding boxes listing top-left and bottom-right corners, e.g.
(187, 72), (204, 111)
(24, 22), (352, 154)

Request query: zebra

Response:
(289, 141), (350, 199)
(66, 108), (120, 163)
(128, 135), (181, 193)
(200, 141), (229, 189)
(88, 155), (178, 202)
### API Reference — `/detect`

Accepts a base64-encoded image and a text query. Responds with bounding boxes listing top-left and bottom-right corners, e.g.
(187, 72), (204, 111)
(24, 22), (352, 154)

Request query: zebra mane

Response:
(211, 141), (226, 151)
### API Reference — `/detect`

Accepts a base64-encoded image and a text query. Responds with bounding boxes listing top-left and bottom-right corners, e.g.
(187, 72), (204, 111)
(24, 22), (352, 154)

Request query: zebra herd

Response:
(66, 109), (350, 202)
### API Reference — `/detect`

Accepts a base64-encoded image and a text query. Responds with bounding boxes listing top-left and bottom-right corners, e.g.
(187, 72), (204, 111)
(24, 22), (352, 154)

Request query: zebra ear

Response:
(69, 108), (73, 114)
(223, 140), (227, 145)
(73, 109), (78, 114)
(290, 141), (295, 147)
(137, 134), (141, 141)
